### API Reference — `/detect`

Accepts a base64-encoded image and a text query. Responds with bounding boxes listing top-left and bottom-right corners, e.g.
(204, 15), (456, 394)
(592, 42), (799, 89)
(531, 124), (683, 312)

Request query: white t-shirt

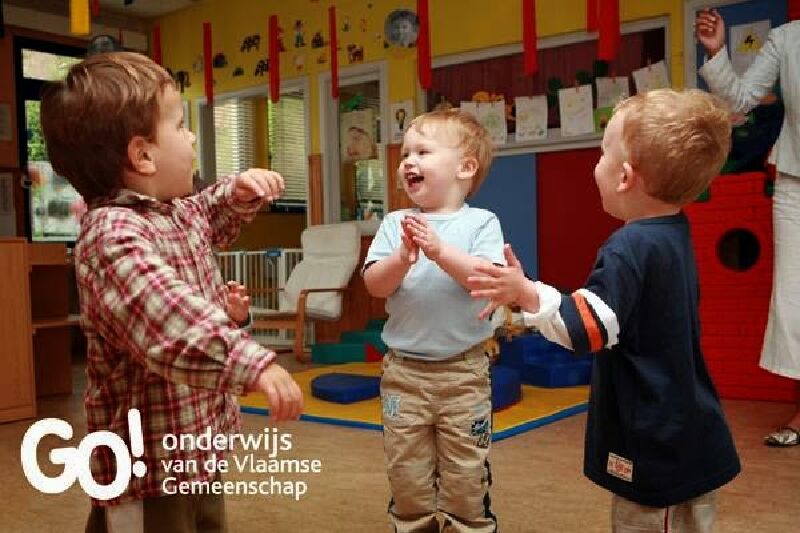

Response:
(364, 205), (505, 359)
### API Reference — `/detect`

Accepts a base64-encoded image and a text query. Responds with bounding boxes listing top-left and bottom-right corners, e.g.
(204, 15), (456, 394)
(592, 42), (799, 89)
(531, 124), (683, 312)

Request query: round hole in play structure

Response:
(717, 228), (760, 272)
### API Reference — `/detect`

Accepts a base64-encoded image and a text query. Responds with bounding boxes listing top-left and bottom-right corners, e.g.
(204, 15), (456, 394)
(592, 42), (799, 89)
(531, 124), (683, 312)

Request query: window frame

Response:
(196, 77), (311, 218)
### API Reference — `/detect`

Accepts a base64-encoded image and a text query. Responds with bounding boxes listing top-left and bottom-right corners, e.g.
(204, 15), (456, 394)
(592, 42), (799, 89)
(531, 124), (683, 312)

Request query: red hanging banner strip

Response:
(203, 22), (214, 104)
(91, 0), (100, 17)
(269, 15), (280, 103)
(329, 6), (339, 99)
(417, 0), (432, 90)
(789, 0), (800, 20)
(587, 0), (598, 31)
(597, 0), (620, 61)
(522, 0), (538, 76)
(152, 25), (162, 65)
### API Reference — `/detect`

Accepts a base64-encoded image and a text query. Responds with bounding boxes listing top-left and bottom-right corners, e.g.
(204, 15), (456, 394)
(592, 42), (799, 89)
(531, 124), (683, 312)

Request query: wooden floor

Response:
(1, 355), (798, 532)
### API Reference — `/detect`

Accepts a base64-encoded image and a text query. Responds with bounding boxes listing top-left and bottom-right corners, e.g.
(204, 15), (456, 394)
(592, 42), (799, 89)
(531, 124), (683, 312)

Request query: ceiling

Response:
(98, 0), (198, 19)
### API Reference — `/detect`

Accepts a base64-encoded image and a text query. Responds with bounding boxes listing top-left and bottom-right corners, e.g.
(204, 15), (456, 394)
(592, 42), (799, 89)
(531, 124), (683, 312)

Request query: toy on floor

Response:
(311, 373), (381, 404)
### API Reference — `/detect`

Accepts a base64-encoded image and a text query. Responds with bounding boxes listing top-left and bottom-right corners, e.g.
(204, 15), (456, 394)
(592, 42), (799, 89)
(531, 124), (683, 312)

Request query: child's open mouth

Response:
(405, 173), (424, 190)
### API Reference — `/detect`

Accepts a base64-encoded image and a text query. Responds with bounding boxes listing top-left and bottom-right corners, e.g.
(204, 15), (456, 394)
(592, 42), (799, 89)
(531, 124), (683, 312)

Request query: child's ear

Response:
(457, 156), (478, 181)
(618, 161), (637, 193)
(127, 136), (157, 175)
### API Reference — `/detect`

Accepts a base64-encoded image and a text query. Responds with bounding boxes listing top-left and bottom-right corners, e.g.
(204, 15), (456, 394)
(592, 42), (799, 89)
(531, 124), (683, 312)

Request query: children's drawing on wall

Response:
(729, 20), (770, 75)
(293, 54), (305, 72)
(595, 76), (630, 109)
(240, 34), (260, 52)
(294, 20), (306, 47)
(254, 59), (269, 76)
(341, 109), (377, 161)
(515, 95), (548, 141)
(347, 44), (364, 64)
(593, 107), (613, 132)
(558, 85), (594, 137)
(632, 60), (670, 94)
(461, 100), (508, 145)
(390, 100), (413, 142)
(311, 31), (325, 48)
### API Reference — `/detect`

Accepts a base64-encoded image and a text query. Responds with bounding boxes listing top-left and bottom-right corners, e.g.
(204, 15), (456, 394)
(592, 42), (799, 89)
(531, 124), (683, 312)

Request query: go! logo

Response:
(20, 409), (147, 500)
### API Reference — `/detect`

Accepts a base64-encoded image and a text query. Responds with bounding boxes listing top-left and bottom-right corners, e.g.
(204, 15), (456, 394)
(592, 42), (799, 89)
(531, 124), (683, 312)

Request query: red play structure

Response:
(685, 172), (797, 402)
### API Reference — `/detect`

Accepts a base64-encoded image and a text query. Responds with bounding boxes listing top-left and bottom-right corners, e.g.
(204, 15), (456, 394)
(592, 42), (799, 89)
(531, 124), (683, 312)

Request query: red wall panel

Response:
(536, 148), (621, 291)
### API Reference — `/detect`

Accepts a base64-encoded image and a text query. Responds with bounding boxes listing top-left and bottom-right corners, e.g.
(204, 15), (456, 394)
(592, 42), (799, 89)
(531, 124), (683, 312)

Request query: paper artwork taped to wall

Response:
(595, 77), (630, 109)
(390, 100), (413, 142)
(730, 20), (770, 76)
(558, 85), (594, 137)
(632, 60), (670, 94)
(514, 95), (548, 142)
(341, 109), (377, 162)
(460, 101), (508, 145)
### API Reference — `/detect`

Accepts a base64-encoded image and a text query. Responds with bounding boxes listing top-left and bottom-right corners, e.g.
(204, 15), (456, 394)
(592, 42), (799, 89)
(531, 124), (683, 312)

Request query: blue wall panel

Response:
(469, 153), (538, 278)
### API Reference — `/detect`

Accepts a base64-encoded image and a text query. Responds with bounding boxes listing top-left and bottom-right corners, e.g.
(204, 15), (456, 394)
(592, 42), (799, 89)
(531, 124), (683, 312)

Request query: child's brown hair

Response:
(40, 52), (175, 203)
(615, 88), (731, 205)
(407, 109), (494, 196)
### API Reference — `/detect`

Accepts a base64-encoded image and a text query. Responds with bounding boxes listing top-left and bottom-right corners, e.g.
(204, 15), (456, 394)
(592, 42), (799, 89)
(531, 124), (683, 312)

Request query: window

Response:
(268, 92), (307, 204)
(213, 98), (257, 178)
(15, 38), (86, 242)
(206, 90), (308, 207)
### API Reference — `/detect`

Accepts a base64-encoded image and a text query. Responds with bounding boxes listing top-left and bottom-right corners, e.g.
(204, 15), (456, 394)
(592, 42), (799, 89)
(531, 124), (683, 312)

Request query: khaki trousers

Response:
(381, 346), (497, 533)
(611, 491), (717, 533)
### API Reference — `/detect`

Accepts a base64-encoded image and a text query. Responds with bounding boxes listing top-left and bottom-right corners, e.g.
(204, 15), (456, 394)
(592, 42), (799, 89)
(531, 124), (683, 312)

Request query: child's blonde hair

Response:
(615, 88), (731, 205)
(407, 109), (494, 196)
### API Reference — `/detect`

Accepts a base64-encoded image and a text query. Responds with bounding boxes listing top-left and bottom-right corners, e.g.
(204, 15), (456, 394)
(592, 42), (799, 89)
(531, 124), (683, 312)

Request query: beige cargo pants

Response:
(611, 491), (718, 533)
(380, 344), (497, 533)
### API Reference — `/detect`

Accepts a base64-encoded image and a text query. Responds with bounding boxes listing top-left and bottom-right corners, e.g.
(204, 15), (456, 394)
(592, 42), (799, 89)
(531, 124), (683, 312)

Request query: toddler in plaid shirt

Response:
(40, 51), (302, 532)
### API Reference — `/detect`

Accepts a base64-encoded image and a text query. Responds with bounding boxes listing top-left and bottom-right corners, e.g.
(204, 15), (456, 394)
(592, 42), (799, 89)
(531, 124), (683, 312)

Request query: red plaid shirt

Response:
(74, 177), (274, 505)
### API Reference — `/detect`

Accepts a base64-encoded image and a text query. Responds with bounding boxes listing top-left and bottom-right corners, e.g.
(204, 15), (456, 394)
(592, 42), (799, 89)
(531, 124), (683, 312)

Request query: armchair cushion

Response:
(280, 223), (361, 319)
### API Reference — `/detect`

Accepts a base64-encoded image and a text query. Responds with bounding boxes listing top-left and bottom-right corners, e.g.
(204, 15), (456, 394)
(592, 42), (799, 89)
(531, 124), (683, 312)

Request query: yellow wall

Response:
(157, 0), (685, 249)
(157, 0), (686, 155)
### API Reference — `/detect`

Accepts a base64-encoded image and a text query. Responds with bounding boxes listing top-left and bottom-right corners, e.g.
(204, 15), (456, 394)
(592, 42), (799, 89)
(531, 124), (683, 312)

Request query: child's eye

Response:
(419, 150), (429, 155)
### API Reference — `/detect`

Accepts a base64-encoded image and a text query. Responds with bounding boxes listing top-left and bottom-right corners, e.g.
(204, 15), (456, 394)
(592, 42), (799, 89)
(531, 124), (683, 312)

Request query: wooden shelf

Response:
(32, 314), (80, 333)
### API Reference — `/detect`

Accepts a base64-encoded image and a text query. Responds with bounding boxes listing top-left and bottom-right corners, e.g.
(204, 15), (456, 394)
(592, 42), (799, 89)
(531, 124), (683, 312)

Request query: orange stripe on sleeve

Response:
(573, 292), (603, 352)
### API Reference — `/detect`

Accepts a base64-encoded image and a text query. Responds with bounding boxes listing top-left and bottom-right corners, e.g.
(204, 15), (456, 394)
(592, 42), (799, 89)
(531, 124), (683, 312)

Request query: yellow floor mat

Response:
(240, 362), (589, 441)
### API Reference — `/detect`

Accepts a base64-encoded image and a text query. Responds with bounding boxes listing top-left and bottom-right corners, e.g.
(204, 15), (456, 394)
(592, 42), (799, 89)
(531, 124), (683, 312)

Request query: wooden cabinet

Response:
(29, 242), (77, 397)
(0, 239), (37, 422)
(0, 240), (77, 422)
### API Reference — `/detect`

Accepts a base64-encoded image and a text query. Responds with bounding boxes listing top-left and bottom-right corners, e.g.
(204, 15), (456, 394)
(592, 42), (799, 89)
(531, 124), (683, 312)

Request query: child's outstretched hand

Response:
(403, 214), (441, 260)
(233, 169), (285, 204)
(225, 281), (250, 324)
(251, 363), (304, 422)
(467, 244), (533, 320)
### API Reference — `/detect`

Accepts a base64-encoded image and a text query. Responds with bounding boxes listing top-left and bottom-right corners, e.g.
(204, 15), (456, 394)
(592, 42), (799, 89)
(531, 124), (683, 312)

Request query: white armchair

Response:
(251, 222), (361, 362)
